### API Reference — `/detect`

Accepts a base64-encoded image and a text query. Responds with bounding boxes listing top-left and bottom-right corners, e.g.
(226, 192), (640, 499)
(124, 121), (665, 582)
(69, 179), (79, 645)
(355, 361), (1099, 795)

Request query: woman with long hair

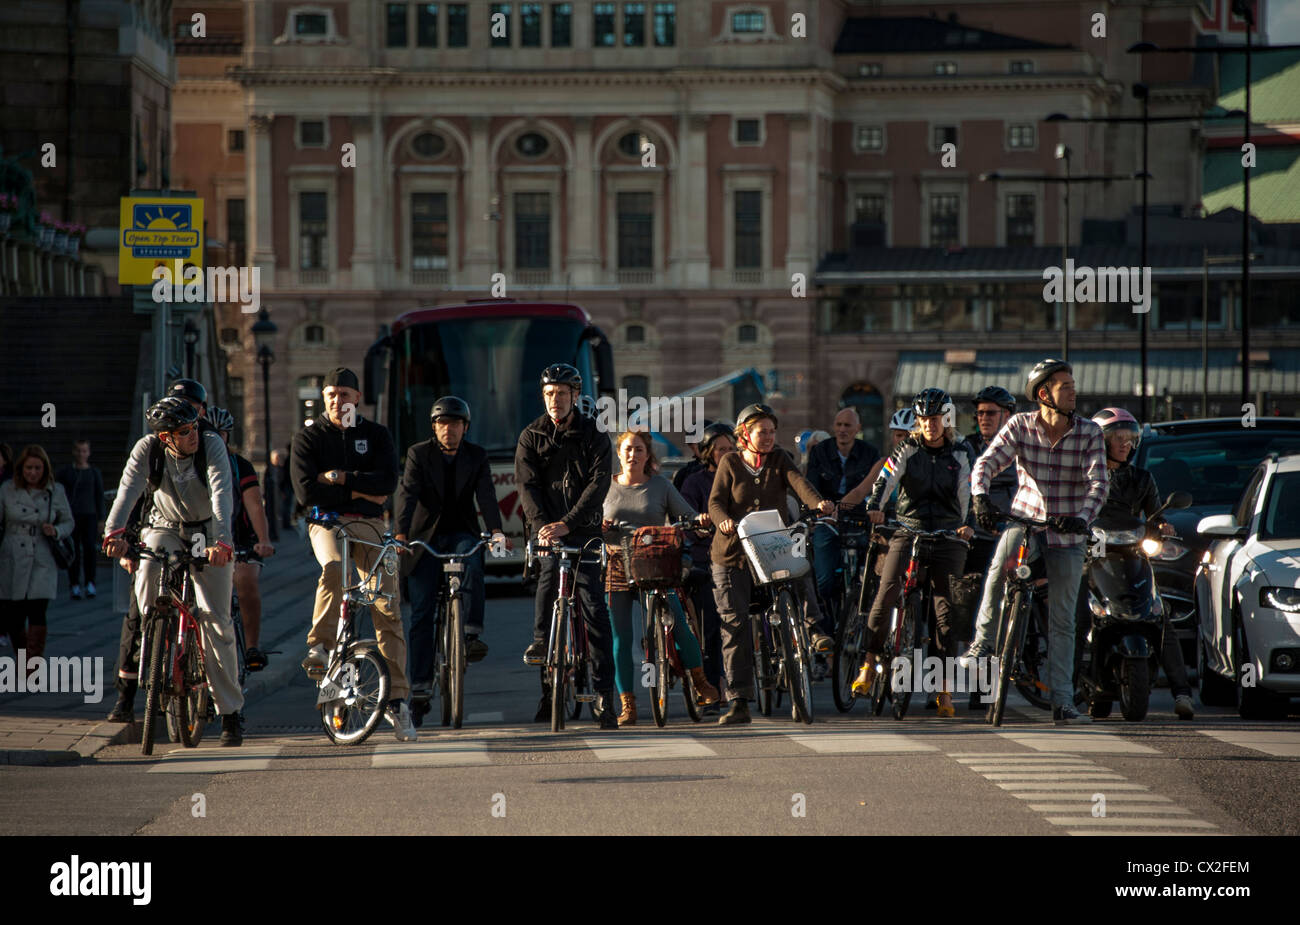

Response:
(0, 445), (73, 658)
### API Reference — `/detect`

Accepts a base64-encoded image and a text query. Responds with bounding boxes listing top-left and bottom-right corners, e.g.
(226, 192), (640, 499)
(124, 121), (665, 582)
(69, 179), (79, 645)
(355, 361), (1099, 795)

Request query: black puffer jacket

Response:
(867, 435), (974, 533)
(1095, 462), (1161, 530)
(514, 410), (613, 538)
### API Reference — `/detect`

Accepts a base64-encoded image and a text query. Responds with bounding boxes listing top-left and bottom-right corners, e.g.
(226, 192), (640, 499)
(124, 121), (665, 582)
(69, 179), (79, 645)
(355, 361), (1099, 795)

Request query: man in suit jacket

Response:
(394, 396), (506, 725)
(803, 407), (880, 625)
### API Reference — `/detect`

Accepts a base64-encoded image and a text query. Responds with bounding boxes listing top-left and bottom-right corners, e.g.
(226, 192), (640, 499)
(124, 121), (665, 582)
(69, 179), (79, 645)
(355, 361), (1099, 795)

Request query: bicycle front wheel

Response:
(989, 589), (1026, 728)
(141, 613), (168, 756)
(321, 645), (391, 745)
(891, 596), (919, 720)
(437, 600), (452, 727)
(648, 597), (669, 727)
(752, 614), (774, 716)
(550, 601), (569, 732)
(777, 589), (813, 724)
(832, 605), (863, 713)
(449, 596), (466, 729)
(681, 596), (703, 723)
(172, 623), (209, 747)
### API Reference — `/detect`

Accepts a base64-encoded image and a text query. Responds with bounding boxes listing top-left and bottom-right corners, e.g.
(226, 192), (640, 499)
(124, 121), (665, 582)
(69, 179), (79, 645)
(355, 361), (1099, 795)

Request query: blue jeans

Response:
(812, 523), (839, 609)
(407, 533), (485, 693)
(607, 588), (703, 696)
(970, 526), (1085, 709)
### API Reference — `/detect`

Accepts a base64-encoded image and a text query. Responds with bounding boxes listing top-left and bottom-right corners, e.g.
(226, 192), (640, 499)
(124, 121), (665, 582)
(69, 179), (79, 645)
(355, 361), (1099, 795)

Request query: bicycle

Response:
(304, 510), (395, 745)
(832, 519), (895, 713)
(986, 513), (1085, 727)
(619, 518), (707, 727)
(525, 535), (607, 732)
(404, 533), (494, 729)
(738, 509), (818, 725)
(131, 542), (210, 756)
(860, 526), (970, 721)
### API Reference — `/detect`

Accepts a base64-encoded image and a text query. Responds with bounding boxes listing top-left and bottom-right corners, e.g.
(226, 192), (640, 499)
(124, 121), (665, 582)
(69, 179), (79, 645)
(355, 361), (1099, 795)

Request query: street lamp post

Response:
(1056, 143), (1071, 360)
(251, 307), (278, 542)
(183, 317), (199, 380)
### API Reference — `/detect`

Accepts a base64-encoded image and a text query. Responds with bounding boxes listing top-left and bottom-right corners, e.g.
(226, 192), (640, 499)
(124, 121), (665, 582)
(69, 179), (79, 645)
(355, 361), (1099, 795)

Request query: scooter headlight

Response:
(1140, 537), (1163, 557)
(1151, 539), (1186, 561)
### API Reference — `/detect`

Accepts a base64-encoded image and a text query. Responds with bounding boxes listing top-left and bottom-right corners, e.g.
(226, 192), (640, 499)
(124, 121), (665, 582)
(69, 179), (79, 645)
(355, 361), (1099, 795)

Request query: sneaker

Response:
(219, 713), (243, 746)
(1052, 704), (1093, 725)
(718, 699), (752, 725)
(71, 584), (82, 600)
(810, 632), (834, 654)
(301, 644), (327, 676)
(534, 691), (552, 723)
(466, 635), (489, 663)
(1174, 694), (1195, 720)
(85, 582), (96, 598)
(958, 641), (989, 670)
(523, 640), (546, 666)
(387, 701), (418, 741)
(812, 655), (828, 682)
(106, 693), (134, 724)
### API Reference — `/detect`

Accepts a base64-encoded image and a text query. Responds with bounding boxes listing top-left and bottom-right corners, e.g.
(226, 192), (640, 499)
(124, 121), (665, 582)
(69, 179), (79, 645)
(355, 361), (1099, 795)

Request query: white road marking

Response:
(788, 732), (940, 754)
(996, 730), (1160, 754)
(1027, 804), (1192, 814)
(1047, 817), (1216, 828)
(1197, 729), (1300, 758)
(148, 743), (284, 773)
(1008, 791), (1172, 802)
(582, 735), (717, 762)
(994, 781), (1152, 791)
(371, 739), (490, 768)
(981, 772), (1126, 781)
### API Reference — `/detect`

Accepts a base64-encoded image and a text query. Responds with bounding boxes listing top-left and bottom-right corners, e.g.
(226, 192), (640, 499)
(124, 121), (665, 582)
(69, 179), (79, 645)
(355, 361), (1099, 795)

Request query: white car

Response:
(1194, 453), (1300, 718)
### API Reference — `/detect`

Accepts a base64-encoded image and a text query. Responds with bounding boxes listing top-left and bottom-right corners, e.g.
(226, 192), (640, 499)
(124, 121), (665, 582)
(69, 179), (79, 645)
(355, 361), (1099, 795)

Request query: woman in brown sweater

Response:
(707, 404), (836, 724)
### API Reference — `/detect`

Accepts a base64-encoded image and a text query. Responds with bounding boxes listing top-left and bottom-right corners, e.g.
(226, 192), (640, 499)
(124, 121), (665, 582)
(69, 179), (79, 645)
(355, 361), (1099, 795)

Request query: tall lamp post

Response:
(251, 307), (278, 542)
(1056, 143), (1071, 361)
(183, 317), (199, 379)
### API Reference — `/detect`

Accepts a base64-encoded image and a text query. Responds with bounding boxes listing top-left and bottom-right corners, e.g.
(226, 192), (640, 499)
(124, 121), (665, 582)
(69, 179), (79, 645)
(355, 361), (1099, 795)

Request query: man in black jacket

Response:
(805, 407), (879, 628)
(395, 396), (507, 725)
(514, 363), (618, 728)
(290, 367), (415, 741)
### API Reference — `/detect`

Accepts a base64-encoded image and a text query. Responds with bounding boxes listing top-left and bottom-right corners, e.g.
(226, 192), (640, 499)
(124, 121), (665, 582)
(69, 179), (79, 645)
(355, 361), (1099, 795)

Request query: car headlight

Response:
(1140, 537), (1163, 557)
(1151, 539), (1186, 561)
(1261, 587), (1300, 613)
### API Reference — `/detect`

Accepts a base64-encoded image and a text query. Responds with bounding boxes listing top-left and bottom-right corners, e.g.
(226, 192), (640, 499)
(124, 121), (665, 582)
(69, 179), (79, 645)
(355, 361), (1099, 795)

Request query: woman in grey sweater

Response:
(603, 430), (720, 725)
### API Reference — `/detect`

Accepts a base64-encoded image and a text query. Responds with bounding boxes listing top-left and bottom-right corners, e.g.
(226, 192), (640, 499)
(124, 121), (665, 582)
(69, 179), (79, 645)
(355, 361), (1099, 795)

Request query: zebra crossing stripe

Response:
(371, 738), (491, 768)
(148, 743), (284, 773)
(788, 732), (940, 754)
(582, 735), (717, 762)
(1196, 729), (1300, 758)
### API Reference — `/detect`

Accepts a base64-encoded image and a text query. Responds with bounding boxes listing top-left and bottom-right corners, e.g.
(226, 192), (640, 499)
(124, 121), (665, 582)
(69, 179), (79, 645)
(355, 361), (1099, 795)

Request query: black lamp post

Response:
(183, 317), (199, 379)
(251, 307), (278, 541)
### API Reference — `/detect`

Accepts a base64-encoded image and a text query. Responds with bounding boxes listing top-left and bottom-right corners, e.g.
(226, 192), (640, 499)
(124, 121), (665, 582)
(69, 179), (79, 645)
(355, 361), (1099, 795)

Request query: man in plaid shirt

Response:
(960, 359), (1109, 724)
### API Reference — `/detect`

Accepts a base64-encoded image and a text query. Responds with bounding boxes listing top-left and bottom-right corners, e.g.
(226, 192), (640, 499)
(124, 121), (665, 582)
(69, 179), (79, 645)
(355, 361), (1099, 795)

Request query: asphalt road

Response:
(3, 585), (1298, 837)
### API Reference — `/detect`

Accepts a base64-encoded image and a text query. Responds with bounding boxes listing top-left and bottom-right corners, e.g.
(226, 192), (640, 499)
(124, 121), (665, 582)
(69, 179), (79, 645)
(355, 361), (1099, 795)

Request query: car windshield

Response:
(1260, 471), (1300, 541)
(1136, 432), (1300, 506)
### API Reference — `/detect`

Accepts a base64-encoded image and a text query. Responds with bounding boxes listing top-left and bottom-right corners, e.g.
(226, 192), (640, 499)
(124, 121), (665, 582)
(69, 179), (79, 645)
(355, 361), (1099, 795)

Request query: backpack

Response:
(136, 421), (232, 527)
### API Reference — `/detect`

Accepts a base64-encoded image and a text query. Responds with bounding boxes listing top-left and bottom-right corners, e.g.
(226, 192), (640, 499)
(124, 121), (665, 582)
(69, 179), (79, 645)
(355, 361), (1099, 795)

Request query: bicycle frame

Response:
(527, 536), (605, 730)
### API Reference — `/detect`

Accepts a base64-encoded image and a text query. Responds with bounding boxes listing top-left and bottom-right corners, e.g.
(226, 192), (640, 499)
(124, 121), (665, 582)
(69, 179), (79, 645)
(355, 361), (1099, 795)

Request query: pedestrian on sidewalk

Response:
(0, 443), (12, 485)
(56, 438), (105, 600)
(0, 445), (73, 660)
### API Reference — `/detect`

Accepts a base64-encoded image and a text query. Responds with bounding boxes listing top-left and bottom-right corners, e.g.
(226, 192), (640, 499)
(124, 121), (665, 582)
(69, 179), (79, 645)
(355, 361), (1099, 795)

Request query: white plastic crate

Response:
(737, 509), (810, 585)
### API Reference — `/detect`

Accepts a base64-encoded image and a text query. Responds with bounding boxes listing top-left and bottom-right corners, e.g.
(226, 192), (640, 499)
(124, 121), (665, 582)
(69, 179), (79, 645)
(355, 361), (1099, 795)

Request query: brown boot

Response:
(689, 667), (721, 705)
(617, 692), (637, 726)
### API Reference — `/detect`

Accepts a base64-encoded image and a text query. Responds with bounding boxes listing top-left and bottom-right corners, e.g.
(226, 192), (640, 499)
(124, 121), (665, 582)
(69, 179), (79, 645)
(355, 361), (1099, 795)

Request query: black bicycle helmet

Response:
(540, 363), (582, 390)
(168, 378), (208, 407)
(912, 388), (950, 419)
(146, 396), (200, 433)
(737, 403), (778, 429)
(699, 421), (735, 456)
(1025, 358), (1073, 405)
(973, 385), (1017, 414)
(207, 406), (236, 434)
(430, 395), (471, 425)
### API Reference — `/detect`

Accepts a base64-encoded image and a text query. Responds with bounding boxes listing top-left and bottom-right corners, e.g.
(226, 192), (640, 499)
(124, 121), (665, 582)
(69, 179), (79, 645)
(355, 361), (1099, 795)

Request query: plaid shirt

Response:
(971, 411), (1109, 547)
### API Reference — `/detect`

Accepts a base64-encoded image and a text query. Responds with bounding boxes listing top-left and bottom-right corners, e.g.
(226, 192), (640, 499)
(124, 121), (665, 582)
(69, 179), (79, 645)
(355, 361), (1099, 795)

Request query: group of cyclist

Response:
(104, 351), (1194, 748)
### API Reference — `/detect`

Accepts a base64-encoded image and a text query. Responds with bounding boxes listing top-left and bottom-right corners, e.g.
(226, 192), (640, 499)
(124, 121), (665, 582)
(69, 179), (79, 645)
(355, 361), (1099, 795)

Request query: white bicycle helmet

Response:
(889, 407), (916, 432)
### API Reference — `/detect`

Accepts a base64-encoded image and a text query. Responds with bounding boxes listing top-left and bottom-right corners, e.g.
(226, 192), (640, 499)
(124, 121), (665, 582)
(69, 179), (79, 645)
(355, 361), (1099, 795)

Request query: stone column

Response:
(568, 115), (599, 286)
(679, 112), (710, 287)
(349, 114), (376, 288)
(464, 115), (493, 286)
(784, 112), (813, 282)
(247, 114), (275, 287)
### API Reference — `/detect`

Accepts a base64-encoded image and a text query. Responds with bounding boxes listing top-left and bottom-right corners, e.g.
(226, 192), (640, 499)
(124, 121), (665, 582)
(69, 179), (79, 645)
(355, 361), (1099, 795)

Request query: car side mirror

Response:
(1166, 491), (1193, 510)
(1197, 514), (1247, 539)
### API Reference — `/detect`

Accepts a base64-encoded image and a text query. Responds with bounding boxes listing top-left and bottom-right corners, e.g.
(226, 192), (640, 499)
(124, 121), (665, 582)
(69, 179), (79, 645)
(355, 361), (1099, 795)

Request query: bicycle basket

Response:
(737, 510), (810, 585)
(624, 525), (684, 589)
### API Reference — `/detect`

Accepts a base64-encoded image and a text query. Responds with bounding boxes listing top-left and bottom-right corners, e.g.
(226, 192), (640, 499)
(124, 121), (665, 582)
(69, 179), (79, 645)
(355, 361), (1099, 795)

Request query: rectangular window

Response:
(623, 3), (645, 46)
(732, 10), (765, 32)
(652, 2), (674, 45)
(617, 191), (653, 269)
(226, 197), (246, 263)
(930, 194), (959, 248)
(933, 125), (958, 150)
(858, 62), (882, 77)
(491, 4), (511, 46)
(227, 128), (245, 152)
(447, 3), (468, 45)
(736, 118), (761, 143)
(734, 190), (762, 269)
(295, 13), (328, 35)
(1010, 59), (1034, 74)
(854, 125), (883, 151)
(1008, 124), (1035, 149)
(852, 193), (886, 248)
(520, 2), (542, 45)
(299, 192), (328, 270)
(1006, 194), (1035, 246)
(300, 120), (325, 147)
(387, 3), (409, 46)
(514, 192), (550, 269)
(417, 4), (438, 46)
(934, 60), (957, 75)
(594, 2), (616, 46)
(551, 3), (572, 46)
(411, 192), (449, 270)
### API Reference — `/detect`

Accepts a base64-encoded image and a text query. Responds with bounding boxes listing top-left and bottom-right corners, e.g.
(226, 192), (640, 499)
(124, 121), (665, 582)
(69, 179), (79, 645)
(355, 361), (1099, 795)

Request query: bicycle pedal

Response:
(305, 666), (326, 681)
(574, 694), (596, 703)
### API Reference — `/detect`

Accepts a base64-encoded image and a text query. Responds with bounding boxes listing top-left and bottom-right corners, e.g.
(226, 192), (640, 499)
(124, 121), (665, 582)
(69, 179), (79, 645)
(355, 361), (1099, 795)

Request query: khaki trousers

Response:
(307, 519), (409, 700)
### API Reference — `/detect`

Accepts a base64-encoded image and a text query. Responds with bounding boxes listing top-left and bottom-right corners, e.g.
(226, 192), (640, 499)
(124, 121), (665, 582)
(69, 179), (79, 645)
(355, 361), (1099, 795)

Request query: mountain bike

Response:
(304, 510), (394, 745)
(404, 534), (494, 729)
(526, 536), (606, 732)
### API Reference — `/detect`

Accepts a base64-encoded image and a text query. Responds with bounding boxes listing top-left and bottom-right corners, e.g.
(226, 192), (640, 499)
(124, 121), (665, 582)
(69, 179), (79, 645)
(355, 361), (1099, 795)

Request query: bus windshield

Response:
(392, 314), (593, 457)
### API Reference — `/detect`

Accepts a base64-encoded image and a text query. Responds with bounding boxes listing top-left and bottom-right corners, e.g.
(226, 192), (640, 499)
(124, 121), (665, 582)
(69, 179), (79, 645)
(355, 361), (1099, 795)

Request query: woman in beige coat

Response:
(0, 445), (73, 657)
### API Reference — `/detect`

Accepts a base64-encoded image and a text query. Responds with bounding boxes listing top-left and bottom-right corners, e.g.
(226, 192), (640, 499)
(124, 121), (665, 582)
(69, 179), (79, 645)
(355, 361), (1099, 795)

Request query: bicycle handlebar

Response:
(525, 534), (608, 570)
(405, 533), (494, 561)
(127, 541), (206, 570)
